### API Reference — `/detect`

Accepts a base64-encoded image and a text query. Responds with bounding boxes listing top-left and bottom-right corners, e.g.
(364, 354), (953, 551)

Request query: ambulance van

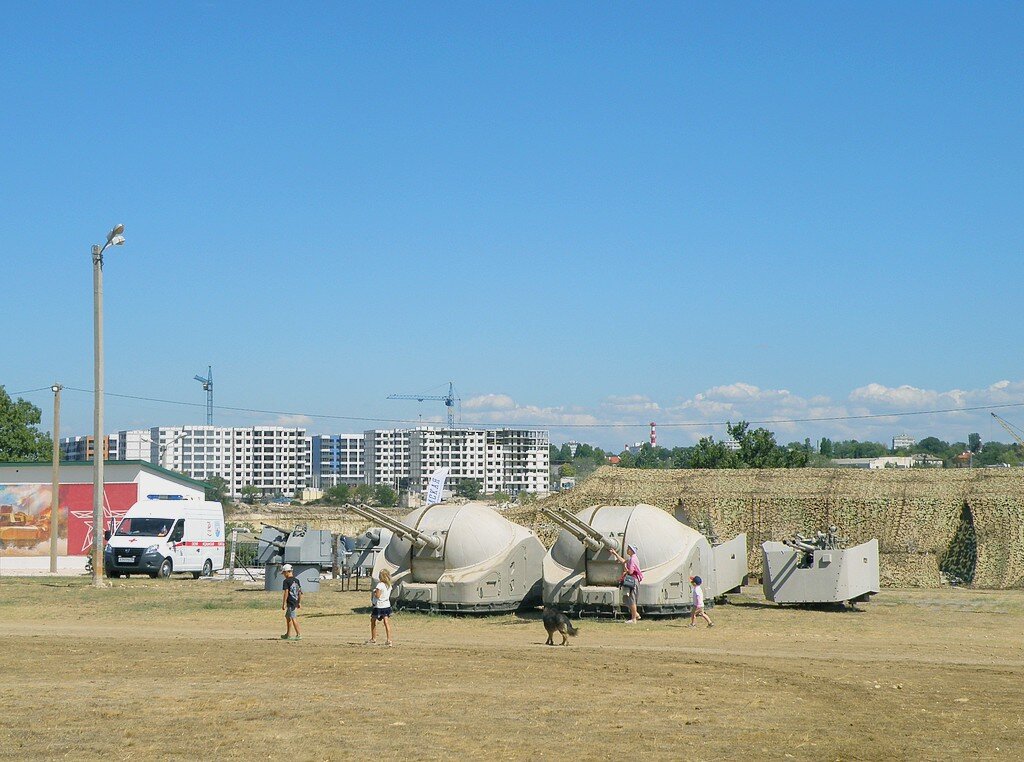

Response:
(104, 495), (226, 579)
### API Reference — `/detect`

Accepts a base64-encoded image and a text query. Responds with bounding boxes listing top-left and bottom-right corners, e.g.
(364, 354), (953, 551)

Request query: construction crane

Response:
(194, 366), (213, 425)
(990, 412), (1024, 449)
(388, 381), (459, 427)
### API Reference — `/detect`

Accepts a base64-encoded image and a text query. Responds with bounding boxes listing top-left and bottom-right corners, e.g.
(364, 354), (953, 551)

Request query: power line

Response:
(37, 384), (1024, 429)
(7, 386), (54, 396)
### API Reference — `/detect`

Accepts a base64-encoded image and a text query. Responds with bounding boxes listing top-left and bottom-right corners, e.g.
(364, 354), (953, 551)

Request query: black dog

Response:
(543, 607), (579, 646)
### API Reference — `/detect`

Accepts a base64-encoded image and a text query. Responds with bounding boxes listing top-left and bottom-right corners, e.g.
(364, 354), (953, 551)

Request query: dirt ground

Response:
(0, 579), (1021, 761)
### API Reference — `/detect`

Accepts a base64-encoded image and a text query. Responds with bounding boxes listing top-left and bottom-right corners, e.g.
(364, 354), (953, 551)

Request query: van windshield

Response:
(115, 518), (174, 537)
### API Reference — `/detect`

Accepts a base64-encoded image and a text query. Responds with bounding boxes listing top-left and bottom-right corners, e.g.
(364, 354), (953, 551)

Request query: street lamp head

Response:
(107, 223), (125, 242)
(51, 384), (61, 393)
(109, 234), (126, 246)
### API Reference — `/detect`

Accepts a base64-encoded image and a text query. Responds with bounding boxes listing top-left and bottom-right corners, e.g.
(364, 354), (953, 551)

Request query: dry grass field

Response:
(0, 577), (1021, 761)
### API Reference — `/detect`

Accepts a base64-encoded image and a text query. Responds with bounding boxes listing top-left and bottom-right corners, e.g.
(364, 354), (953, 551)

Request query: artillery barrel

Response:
(260, 522), (289, 536)
(346, 504), (442, 551)
(256, 537), (286, 551)
(783, 538), (819, 554)
(541, 507), (619, 553)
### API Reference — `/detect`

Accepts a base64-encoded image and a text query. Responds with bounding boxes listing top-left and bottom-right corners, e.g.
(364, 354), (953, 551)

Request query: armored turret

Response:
(346, 502), (545, 613)
(542, 504), (747, 615)
(762, 527), (879, 605)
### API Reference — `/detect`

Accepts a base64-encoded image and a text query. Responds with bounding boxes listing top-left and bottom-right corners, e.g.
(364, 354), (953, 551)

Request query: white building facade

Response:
(310, 434), (365, 488)
(367, 427), (549, 495)
(63, 426), (311, 498)
(892, 434), (916, 450)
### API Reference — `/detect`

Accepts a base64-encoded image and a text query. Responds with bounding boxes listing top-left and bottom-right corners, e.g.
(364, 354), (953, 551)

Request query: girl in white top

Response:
(689, 575), (714, 628)
(369, 569), (395, 646)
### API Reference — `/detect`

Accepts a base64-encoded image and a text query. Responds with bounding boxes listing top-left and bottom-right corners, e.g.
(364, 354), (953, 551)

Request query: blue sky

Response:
(3, 2), (1023, 449)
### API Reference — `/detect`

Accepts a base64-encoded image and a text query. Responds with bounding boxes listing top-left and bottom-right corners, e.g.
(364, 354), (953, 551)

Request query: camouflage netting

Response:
(522, 467), (1024, 589)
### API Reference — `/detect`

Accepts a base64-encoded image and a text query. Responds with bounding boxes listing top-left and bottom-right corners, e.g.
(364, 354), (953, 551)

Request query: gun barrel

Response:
(544, 509), (605, 552)
(541, 507), (619, 553)
(783, 538), (818, 554)
(256, 536), (286, 550)
(346, 504), (442, 551)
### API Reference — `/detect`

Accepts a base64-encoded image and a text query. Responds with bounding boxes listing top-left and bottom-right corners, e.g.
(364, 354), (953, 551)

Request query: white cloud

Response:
(601, 394), (661, 413)
(463, 393), (517, 411)
(456, 378), (1024, 450)
(274, 414), (314, 427)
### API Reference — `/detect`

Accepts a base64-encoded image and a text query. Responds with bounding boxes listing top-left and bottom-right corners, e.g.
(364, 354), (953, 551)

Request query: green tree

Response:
(915, 437), (951, 457)
(455, 479), (481, 499)
(559, 462), (577, 477)
(518, 491), (537, 505)
(324, 484), (351, 504)
(354, 484), (375, 504)
(688, 437), (740, 469)
(490, 491), (511, 503)
(0, 387), (52, 461)
(240, 484), (260, 504)
(373, 484), (397, 507)
(205, 475), (229, 503)
(819, 438), (833, 458)
(968, 433), (982, 454)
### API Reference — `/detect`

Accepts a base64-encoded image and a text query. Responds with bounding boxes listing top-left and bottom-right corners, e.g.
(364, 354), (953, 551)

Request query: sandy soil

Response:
(0, 579), (1020, 761)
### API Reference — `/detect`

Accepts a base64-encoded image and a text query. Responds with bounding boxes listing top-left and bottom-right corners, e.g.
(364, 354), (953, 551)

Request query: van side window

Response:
(170, 521), (185, 542)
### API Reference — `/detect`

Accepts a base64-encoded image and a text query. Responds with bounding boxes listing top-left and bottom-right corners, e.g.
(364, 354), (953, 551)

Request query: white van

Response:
(105, 495), (225, 579)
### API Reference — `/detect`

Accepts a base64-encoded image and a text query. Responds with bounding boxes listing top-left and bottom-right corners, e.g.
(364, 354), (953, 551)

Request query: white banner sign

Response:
(425, 467), (450, 505)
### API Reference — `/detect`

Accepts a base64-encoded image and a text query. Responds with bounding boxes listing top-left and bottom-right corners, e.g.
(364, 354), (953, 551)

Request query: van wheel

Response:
(157, 558), (173, 578)
(201, 559), (213, 578)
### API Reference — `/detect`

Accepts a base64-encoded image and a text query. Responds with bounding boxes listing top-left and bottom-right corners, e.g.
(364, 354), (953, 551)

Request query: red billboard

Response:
(0, 482), (138, 557)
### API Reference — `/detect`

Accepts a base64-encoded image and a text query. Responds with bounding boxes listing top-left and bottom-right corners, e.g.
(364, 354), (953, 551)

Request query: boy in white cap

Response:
(689, 575), (713, 628)
(281, 564), (302, 640)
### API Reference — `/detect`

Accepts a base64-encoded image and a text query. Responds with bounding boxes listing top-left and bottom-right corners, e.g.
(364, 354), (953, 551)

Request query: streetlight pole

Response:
(50, 383), (62, 574)
(92, 224), (125, 587)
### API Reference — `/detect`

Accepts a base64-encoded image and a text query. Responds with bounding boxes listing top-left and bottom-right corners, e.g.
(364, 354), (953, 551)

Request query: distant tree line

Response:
(555, 422), (1023, 474)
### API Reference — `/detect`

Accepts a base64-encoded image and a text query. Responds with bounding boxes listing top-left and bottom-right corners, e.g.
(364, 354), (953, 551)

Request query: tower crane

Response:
(990, 412), (1024, 449)
(388, 381), (459, 427)
(194, 366), (213, 425)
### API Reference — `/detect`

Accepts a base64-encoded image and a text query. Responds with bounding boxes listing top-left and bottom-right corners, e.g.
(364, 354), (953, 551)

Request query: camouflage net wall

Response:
(517, 467), (1024, 589)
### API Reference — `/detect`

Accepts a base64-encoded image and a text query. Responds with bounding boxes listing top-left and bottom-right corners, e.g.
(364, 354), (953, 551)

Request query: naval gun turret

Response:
(257, 523), (333, 592)
(542, 504), (748, 615)
(762, 526), (879, 605)
(346, 502), (545, 613)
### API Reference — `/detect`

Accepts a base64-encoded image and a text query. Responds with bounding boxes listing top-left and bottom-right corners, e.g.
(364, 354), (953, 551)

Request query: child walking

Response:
(689, 575), (714, 628)
(281, 564), (302, 640)
(368, 569), (394, 647)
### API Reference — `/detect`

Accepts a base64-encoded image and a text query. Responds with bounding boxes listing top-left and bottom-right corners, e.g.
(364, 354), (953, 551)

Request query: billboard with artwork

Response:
(0, 483), (138, 557)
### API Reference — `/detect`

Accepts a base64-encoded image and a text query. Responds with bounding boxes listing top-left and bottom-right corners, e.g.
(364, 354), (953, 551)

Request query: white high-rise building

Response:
(485, 428), (549, 494)
(117, 429), (155, 461)
(364, 429), (410, 488)
(64, 425), (311, 498)
(365, 427), (549, 495)
(892, 434), (915, 451)
(409, 428), (488, 492)
(310, 434), (365, 488)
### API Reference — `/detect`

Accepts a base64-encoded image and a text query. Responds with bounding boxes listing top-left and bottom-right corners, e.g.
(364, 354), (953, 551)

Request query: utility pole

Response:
(92, 224), (125, 587)
(50, 383), (62, 574)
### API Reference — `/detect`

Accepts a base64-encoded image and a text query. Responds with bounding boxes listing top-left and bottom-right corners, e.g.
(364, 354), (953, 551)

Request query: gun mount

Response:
(259, 523), (334, 593)
(345, 502), (545, 614)
(542, 504), (748, 616)
(763, 526), (879, 605)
